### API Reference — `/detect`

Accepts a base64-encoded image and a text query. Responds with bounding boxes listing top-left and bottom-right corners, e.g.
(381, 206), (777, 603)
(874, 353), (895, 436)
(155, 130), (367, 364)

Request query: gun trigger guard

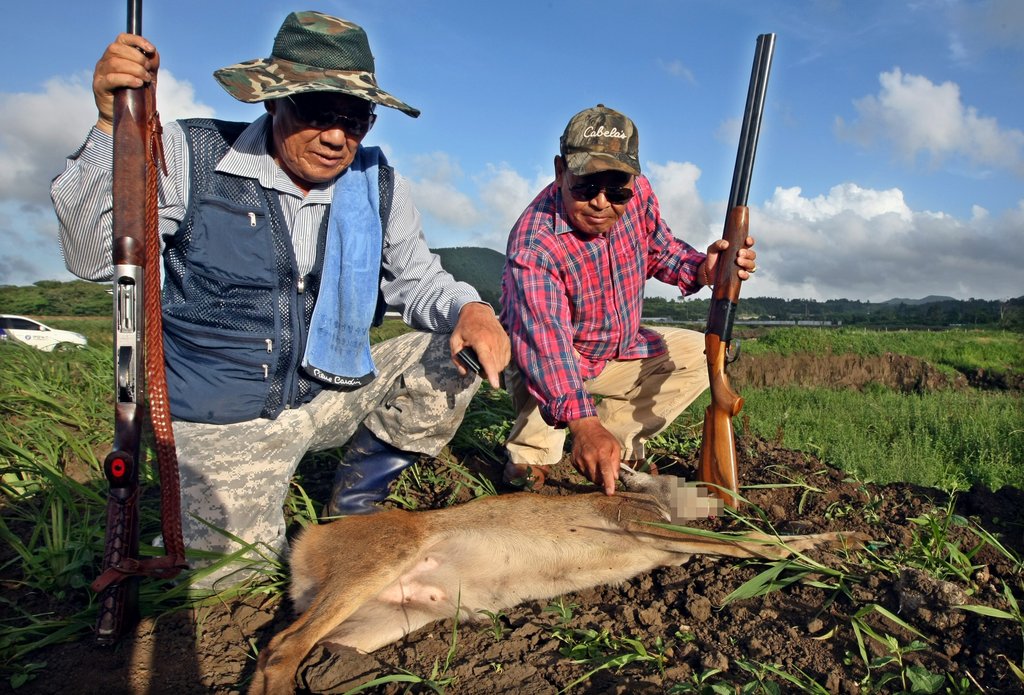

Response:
(725, 339), (741, 365)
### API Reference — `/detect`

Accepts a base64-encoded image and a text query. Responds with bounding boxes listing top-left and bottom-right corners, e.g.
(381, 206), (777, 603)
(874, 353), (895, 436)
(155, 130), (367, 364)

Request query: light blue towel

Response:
(302, 146), (383, 387)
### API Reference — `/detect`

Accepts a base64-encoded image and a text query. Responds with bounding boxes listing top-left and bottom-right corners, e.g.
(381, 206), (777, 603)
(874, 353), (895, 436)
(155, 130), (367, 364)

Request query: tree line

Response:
(643, 295), (1024, 330)
(2, 257), (1021, 332)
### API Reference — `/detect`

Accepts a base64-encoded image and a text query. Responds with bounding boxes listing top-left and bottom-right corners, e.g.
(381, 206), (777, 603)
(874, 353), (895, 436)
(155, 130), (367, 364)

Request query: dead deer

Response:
(248, 469), (866, 695)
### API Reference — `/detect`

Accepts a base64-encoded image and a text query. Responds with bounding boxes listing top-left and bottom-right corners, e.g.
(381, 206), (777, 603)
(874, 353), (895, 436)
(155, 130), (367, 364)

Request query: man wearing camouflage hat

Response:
(500, 105), (757, 495)
(52, 11), (508, 588)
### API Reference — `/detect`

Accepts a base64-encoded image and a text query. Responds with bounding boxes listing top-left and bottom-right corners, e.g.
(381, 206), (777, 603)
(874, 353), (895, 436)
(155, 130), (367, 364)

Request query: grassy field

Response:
(35, 318), (1022, 487)
(1, 322), (1021, 689)
(732, 327), (1023, 490)
(736, 385), (1020, 489)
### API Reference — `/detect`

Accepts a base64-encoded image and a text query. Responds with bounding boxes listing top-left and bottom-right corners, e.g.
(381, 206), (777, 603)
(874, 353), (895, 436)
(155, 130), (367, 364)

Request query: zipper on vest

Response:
(248, 212), (257, 227)
(265, 339), (273, 352)
(262, 364), (269, 379)
(296, 276), (306, 294)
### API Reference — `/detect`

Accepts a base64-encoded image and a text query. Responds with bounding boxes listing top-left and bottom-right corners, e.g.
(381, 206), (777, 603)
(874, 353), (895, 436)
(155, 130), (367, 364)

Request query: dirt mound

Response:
(18, 439), (1024, 694)
(729, 353), (969, 393)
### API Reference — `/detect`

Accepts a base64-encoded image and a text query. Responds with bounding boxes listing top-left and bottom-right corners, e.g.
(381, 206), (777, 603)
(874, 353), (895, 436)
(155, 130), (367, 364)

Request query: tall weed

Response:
(744, 385), (1023, 490)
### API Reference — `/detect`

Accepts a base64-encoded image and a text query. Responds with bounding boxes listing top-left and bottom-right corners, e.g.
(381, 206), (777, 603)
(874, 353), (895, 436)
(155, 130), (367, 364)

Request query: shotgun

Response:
(697, 33), (776, 509)
(93, 0), (187, 644)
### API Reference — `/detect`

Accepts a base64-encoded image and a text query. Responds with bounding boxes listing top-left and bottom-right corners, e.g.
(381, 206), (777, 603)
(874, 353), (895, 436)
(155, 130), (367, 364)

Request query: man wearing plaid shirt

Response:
(500, 105), (757, 495)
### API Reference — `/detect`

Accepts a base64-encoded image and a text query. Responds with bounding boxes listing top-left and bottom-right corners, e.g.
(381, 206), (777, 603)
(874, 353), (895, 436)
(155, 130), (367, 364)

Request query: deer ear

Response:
(619, 467), (668, 497)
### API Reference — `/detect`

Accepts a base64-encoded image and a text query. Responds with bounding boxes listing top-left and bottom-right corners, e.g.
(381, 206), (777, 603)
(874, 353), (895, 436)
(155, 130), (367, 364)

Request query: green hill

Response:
(882, 295), (957, 306)
(432, 246), (505, 308)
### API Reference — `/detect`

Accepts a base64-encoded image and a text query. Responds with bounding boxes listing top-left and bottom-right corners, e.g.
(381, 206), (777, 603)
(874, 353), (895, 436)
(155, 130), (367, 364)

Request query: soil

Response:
(11, 354), (1024, 695)
(729, 352), (971, 393)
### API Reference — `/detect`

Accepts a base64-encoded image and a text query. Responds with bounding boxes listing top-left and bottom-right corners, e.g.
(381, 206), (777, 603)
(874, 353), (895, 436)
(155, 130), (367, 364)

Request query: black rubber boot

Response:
(327, 426), (420, 516)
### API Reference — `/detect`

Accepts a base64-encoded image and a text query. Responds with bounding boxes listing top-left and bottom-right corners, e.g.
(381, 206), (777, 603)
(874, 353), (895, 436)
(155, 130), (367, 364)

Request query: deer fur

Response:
(248, 469), (865, 695)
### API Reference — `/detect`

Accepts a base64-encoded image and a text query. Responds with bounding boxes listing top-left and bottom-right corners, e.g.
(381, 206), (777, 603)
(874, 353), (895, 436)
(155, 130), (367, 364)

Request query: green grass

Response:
(0, 341), (293, 685)
(730, 384), (1023, 490)
(0, 342), (111, 490)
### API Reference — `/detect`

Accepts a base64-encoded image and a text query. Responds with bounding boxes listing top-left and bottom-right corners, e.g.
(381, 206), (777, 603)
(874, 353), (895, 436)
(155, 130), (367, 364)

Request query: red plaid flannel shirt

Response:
(500, 175), (706, 426)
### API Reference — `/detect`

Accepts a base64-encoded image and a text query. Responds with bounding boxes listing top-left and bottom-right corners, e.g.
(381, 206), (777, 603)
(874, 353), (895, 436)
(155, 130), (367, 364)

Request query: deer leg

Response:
(250, 516), (427, 695)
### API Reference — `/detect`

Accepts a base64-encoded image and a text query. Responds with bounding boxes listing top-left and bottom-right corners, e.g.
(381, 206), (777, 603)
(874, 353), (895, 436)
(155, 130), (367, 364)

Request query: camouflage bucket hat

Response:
(560, 104), (640, 176)
(213, 11), (420, 117)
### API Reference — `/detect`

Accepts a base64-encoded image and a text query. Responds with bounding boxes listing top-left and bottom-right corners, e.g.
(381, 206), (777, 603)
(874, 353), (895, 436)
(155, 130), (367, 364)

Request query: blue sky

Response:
(1, 0), (1021, 302)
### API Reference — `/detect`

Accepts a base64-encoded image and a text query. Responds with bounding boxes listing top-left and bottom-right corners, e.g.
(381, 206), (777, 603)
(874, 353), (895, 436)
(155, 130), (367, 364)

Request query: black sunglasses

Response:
(283, 95), (377, 136)
(567, 182), (635, 205)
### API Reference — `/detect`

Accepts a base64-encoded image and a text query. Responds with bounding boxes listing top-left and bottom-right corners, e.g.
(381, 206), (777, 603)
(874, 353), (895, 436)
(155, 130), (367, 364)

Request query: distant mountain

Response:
(882, 295), (958, 306)
(432, 246), (505, 308)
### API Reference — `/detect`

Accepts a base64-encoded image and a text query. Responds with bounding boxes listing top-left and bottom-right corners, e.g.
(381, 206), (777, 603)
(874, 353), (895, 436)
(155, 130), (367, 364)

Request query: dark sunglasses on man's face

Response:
(283, 95), (377, 136)
(567, 181), (635, 205)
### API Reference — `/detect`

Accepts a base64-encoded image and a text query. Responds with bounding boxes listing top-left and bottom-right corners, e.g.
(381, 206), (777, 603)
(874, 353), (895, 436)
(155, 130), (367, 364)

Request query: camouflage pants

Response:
(170, 331), (479, 589)
(505, 327), (709, 467)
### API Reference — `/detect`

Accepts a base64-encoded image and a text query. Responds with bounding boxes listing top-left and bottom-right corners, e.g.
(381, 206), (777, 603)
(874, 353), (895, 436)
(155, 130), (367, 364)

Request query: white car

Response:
(0, 314), (88, 352)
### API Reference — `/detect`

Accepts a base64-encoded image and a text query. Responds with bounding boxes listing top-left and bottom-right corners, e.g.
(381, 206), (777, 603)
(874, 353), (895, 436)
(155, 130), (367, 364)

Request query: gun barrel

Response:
(126, 0), (142, 35)
(708, 34), (776, 342)
(726, 33), (776, 213)
(699, 34), (777, 509)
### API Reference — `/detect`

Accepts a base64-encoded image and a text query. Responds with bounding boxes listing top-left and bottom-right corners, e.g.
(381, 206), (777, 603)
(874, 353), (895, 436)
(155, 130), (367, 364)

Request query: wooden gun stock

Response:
(698, 208), (748, 509)
(697, 34), (775, 509)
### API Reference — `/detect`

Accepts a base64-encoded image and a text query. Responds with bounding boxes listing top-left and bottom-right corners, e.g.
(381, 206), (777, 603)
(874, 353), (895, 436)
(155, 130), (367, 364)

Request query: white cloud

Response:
(0, 73), (97, 206)
(408, 150), (465, 183)
(410, 178), (481, 231)
(0, 70), (214, 208)
(658, 59), (696, 84)
(475, 164), (550, 248)
(5, 70), (1019, 304)
(605, 164), (1018, 303)
(0, 70), (214, 284)
(155, 70), (216, 123)
(836, 68), (1024, 175)
(644, 160), (712, 245)
(407, 155), (551, 249)
(765, 183), (912, 223)
(714, 117), (741, 146)
(951, 0), (1024, 60)
(0, 202), (71, 284)
(406, 152), (481, 231)
(743, 184), (1024, 301)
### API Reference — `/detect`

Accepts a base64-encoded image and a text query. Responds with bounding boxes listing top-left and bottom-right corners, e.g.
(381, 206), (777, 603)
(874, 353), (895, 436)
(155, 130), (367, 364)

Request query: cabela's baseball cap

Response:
(213, 11), (420, 117)
(559, 104), (640, 176)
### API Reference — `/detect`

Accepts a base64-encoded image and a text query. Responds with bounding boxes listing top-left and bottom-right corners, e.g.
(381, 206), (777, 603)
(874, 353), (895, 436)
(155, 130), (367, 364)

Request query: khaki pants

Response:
(170, 331), (478, 589)
(505, 327), (708, 467)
